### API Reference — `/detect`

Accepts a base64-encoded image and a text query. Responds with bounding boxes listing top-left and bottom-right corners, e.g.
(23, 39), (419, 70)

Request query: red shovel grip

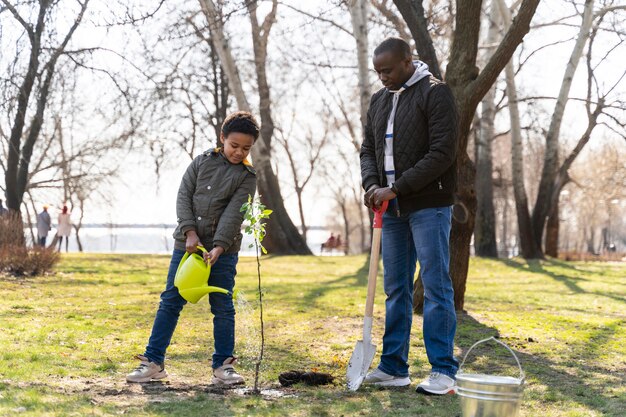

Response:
(372, 200), (388, 229)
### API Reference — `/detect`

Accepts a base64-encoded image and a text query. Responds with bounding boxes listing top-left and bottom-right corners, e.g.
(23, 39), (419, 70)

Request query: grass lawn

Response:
(0, 254), (624, 416)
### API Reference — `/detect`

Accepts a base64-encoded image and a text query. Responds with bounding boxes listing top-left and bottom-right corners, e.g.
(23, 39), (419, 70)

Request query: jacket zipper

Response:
(438, 178), (443, 190)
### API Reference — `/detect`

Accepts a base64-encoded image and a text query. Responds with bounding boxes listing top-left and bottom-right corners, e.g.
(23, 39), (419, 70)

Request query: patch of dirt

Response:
(2, 376), (298, 407)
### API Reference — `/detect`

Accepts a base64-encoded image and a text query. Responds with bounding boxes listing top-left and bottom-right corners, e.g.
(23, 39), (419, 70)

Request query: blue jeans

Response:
(144, 249), (238, 369)
(378, 206), (458, 379)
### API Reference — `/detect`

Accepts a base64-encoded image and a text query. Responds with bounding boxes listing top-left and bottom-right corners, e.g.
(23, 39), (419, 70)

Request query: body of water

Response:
(28, 226), (341, 256)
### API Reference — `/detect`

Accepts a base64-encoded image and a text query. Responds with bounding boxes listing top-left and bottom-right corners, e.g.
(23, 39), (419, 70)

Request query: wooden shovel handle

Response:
(364, 201), (388, 318)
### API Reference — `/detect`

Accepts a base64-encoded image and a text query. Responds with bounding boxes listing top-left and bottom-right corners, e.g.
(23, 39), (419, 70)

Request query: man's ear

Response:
(219, 133), (225, 144)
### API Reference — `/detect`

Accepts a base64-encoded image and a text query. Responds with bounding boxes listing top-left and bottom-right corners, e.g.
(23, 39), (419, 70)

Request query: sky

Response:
(2, 0), (624, 227)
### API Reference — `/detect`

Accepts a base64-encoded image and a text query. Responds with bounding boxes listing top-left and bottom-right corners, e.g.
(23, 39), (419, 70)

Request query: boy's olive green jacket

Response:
(172, 148), (257, 254)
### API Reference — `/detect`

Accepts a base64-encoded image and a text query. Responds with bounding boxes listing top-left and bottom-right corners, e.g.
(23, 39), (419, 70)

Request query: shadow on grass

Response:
(496, 258), (625, 304)
(456, 313), (625, 416)
(299, 255), (371, 309)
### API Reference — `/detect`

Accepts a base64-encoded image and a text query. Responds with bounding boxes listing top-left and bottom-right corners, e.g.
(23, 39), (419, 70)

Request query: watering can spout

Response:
(174, 246), (232, 303)
(178, 285), (230, 303)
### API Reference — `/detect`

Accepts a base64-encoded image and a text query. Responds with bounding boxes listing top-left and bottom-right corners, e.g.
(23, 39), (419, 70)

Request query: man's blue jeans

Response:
(378, 206), (459, 379)
(144, 249), (238, 369)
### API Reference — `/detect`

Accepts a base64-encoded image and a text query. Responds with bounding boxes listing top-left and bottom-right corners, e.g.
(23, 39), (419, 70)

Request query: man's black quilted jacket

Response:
(360, 76), (458, 215)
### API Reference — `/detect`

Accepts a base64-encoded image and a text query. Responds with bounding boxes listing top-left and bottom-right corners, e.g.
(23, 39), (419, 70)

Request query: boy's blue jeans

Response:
(377, 206), (459, 379)
(144, 249), (237, 369)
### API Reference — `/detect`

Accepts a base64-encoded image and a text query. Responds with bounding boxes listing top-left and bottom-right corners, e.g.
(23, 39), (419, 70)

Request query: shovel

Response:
(346, 200), (388, 391)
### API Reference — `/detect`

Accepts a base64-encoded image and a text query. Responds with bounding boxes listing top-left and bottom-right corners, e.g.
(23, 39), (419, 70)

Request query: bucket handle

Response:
(459, 336), (525, 382)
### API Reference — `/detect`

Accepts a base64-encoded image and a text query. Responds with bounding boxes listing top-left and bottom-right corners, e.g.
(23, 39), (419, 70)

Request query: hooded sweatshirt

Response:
(384, 61), (432, 186)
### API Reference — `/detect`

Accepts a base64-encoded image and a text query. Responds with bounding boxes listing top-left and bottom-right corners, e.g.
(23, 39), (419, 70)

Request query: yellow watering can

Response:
(174, 246), (231, 303)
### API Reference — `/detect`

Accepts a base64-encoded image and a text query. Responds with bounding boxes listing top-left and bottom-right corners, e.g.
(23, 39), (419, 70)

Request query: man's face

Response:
(373, 51), (413, 90)
(220, 132), (254, 164)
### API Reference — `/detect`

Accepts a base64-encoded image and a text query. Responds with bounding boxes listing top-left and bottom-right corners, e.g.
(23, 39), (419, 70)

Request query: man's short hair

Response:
(221, 111), (260, 141)
(374, 37), (412, 59)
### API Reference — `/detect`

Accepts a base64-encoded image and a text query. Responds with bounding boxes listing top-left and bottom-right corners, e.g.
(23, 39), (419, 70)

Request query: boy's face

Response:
(220, 132), (255, 164)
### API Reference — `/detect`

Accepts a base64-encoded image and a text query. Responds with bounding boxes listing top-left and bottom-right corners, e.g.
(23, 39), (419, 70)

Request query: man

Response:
(360, 37), (458, 395)
(36, 205), (52, 247)
(0, 199), (7, 216)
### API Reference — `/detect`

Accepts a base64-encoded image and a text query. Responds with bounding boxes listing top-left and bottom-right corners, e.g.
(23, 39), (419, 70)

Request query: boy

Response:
(126, 111), (259, 385)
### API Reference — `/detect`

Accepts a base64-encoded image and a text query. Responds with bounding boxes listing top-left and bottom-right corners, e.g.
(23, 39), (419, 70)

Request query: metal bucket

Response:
(456, 337), (525, 417)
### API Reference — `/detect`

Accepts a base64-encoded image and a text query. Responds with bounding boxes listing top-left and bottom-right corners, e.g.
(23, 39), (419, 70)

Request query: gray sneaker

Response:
(363, 368), (411, 387)
(416, 372), (456, 395)
(212, 357), (245, 386)
(126, 355), (168, 383)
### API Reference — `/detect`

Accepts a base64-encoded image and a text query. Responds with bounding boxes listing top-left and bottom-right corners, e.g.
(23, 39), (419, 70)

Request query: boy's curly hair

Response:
(221, 111), (260, 141)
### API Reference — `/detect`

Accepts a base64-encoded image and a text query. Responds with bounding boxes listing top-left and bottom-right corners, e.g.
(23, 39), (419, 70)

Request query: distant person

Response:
(36, 205), (52, 247)
(126, 111), (259, 385)
(0, 199), (7, 216)
(360, 37), (458, 394)
(57, 205), (72, 252)
(322, 232), (336, 252)
(336, 234), (344, 253)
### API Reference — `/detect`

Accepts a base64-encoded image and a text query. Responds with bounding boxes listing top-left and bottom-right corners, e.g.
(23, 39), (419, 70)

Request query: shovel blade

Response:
(346, 340), (376, 391)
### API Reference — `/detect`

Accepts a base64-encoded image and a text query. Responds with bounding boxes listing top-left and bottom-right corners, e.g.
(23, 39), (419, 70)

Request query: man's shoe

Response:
(126, 355), (167, 383)
(363, 368), (411, 387)
(416, 372), (456, 395)
(212, 357), (245, 386)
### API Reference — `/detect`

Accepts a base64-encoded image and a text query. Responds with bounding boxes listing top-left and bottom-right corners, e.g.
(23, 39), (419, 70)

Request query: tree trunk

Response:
(5, 4), (47, 211)
(398, 0), (540, 311)
(392, 0), (442, 79)
(348, 0), (371, 132)
(545, 202), (559, 257)
(498, 0), (543, 259)
(474, 1), (500, 258)
(199, 0), (311, 254)
(449, 151), (477, 311)
(531, 0), (595, 250)
(412, 272), (424, 314)
(474, 84), (498, 257)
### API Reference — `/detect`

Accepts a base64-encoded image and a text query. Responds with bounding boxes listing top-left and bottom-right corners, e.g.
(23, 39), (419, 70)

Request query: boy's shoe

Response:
(416, 372), (456, 395)
(212, 357), (245, 386)
(126, 355), (168, 383)
(363, 368), (411, 387)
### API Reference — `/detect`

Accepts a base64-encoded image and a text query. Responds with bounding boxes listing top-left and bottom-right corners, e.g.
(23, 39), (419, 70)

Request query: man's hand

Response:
(365, 186), (396, 209)
(204, 246), (225, 266)
(185, 230), (200, 253)
(364, 185), (380, 208)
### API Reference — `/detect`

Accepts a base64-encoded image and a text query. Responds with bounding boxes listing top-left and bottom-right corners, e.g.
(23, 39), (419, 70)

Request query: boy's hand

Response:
(185, 230), (200, 253)
(204, 246), (225, 266)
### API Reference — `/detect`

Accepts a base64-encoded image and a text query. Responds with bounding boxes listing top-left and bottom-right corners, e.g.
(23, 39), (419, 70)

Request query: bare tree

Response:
(347, 0), (371, 132)
(542, 3), (626, 257)
(2, 0), (90, 215)
(530, 0), (596, 254)
(394, 0), (541, 311)
(498, 0), (626, 258)
(198, 0), (311, 254)
(275, 117), (329, 243)
(371, 0), (413, 43)
(474, 2), (501, 257)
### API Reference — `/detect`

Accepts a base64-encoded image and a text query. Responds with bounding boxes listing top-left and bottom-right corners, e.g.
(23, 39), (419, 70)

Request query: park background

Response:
(1, 0), (625, 416)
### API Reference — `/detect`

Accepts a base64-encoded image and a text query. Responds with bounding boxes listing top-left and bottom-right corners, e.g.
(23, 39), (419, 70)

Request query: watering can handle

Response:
(176, 246), (208, 278)
(458, 336), (525, 382)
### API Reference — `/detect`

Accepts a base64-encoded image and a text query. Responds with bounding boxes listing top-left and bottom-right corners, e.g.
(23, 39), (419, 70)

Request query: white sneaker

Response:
(363, 368), (411, 387)
(126, 355), (168, 383)
(212, 357), (245, 386)
(416, 372), (456, 395)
